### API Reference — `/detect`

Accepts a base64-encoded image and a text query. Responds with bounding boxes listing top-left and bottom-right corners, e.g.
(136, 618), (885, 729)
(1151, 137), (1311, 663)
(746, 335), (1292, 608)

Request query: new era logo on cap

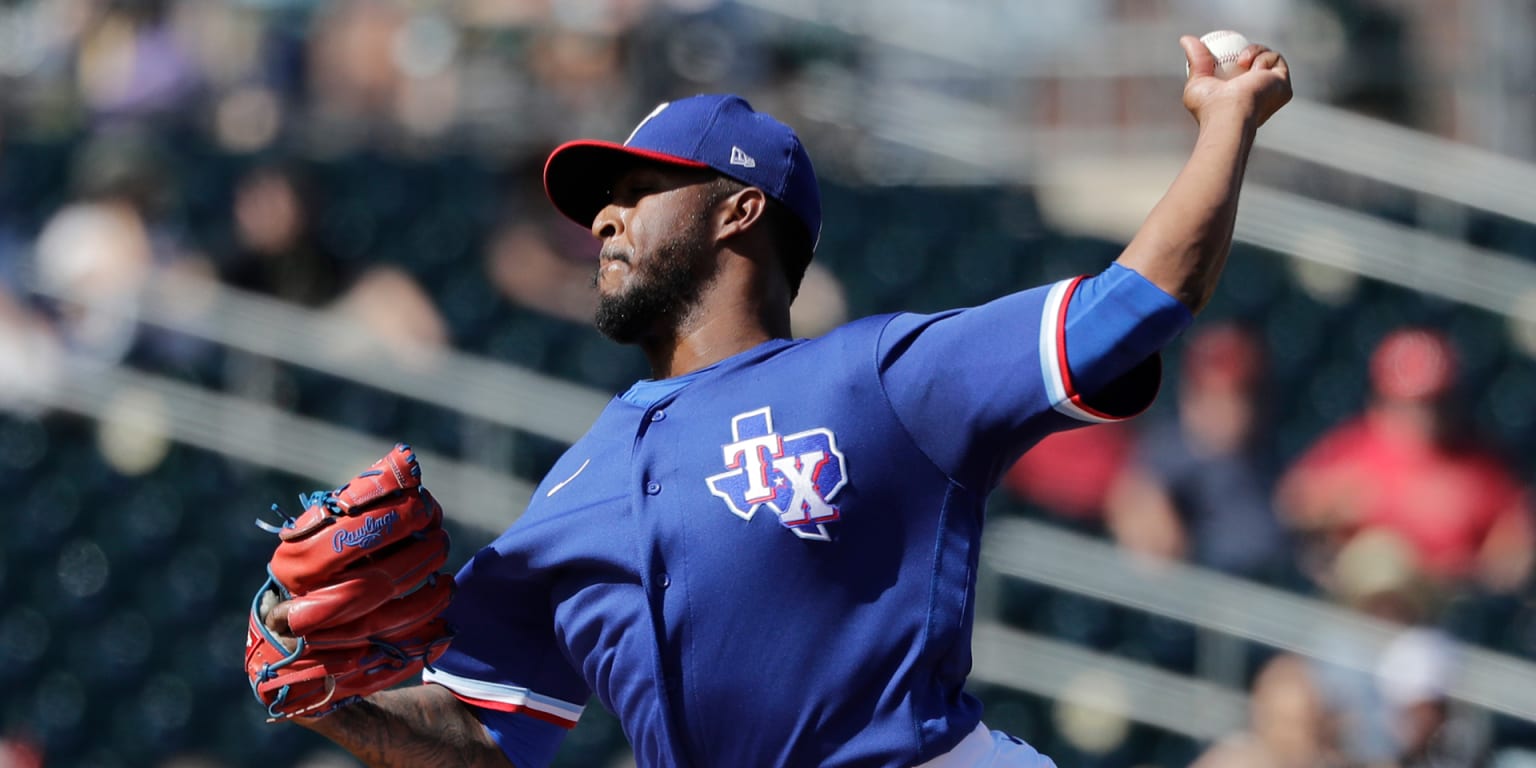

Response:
(543, 94), (822, 249)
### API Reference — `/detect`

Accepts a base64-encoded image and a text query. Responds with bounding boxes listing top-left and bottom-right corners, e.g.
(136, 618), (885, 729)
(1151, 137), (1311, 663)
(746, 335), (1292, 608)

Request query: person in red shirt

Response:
(1001, 422), (1134, 529)
(1277, 328), (1533, 593)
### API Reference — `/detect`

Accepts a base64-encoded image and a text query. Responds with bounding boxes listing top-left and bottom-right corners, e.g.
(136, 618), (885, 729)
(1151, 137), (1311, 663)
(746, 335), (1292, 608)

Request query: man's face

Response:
(590, 163), (722, 343)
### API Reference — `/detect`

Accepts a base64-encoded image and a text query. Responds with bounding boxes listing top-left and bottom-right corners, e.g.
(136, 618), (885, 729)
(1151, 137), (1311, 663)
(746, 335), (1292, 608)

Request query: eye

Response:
(628, 179), (660, 195)
(611, 179), (657, 203)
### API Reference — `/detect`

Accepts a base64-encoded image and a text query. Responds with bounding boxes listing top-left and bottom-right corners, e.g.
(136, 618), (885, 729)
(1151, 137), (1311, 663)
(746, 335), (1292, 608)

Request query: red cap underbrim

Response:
(543, 140), (711, 229)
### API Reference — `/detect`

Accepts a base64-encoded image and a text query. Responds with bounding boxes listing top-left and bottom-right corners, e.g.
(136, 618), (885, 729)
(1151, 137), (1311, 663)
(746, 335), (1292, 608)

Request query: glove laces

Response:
(253, 490), (339, 534)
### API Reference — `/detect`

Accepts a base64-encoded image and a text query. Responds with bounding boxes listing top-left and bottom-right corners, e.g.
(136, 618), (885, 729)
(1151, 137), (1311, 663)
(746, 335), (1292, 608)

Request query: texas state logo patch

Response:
(705, 406), (847, 541)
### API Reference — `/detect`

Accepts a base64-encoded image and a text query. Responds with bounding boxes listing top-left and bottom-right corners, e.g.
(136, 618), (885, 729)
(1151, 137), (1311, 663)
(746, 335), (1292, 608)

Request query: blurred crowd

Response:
(1007, 323), (1535, 767)
(1, 1), (1535, 767)
(0, 0), (858, 417)
(0, 0), (814, 153)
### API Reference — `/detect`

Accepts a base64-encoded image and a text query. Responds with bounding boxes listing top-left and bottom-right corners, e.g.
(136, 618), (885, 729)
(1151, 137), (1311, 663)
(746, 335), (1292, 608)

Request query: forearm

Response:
(1116, 107), (1256, 313)
(298, 683), (512, 768)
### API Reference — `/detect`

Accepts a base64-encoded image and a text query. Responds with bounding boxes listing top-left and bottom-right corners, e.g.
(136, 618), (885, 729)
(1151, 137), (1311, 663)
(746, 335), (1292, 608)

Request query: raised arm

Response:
(1116, 35), (1292, 313)
(298, 683), (512, 768)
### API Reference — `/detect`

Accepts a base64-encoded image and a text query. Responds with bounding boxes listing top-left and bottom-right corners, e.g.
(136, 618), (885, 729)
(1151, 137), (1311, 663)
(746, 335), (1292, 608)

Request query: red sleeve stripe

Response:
(422, 668), (583, 728)
(1038, 276), (1125, 424)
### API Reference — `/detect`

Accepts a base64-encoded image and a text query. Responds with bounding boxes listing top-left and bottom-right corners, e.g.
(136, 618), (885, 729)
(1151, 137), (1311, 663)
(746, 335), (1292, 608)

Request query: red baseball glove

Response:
(245, 443), (454, 721)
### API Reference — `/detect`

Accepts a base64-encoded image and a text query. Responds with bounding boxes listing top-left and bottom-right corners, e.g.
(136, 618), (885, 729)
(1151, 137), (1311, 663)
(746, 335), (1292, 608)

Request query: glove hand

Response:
(245, 443), (455, 721)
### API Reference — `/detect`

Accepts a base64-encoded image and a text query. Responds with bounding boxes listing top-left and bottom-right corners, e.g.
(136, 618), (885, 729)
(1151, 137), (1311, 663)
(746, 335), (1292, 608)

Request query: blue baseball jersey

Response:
(425, 264), (1191, 767)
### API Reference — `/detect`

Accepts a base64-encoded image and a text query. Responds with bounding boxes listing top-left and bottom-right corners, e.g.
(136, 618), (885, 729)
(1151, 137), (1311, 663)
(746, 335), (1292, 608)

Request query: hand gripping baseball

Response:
(1180, 34), (1292, 128)
(245, 443), (455, 721)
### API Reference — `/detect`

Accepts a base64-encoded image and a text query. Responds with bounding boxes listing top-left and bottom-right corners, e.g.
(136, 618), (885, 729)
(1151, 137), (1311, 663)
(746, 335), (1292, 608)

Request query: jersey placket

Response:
(629, 396), (696, 767)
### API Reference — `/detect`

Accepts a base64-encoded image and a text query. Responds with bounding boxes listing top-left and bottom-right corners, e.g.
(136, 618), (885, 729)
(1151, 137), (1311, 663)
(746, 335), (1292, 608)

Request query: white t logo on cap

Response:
(729, 146), (756, 168)
(625, 102), (670, 145)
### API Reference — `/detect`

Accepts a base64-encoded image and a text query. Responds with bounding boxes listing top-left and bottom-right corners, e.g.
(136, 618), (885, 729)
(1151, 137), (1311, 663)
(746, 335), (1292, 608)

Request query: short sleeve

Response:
(424, 545), (591, 767)
(878, 263), (1190, 489)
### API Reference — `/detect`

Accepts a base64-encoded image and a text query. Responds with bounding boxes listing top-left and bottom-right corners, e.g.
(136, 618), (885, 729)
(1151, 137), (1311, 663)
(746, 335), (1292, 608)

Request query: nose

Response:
(592, 203), (622, 241)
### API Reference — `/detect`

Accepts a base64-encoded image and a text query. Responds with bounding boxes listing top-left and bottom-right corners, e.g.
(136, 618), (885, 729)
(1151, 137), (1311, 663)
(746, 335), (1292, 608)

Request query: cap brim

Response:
(543, 141), (711, 229)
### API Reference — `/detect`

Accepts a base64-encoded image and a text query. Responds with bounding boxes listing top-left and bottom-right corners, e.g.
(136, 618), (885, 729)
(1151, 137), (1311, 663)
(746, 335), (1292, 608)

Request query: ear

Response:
(714, 186), (768, 244)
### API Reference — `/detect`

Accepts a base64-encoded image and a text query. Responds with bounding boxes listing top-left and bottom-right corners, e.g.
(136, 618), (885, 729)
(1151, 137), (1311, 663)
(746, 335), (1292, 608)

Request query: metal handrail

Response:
(984, 518), (1536, 722)
(739, 0), (1536, 228)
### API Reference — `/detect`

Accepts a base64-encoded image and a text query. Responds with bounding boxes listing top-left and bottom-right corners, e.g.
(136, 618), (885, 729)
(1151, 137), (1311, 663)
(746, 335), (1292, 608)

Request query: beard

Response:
(594, 217), (718, 344)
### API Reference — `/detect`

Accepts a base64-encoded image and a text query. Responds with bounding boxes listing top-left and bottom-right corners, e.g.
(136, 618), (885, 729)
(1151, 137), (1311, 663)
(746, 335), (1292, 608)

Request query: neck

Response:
(640, 285), (792, 379)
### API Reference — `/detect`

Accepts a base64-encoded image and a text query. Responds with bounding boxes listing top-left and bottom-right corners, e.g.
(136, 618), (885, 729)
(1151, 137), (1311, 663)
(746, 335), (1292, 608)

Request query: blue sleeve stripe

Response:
(423, 667), (584, 727)
(1037, 276), (1125, 424)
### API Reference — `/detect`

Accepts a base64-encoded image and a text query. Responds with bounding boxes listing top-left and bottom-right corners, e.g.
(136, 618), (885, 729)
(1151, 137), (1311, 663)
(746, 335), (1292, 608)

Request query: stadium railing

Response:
(737, 0), (1536, 230)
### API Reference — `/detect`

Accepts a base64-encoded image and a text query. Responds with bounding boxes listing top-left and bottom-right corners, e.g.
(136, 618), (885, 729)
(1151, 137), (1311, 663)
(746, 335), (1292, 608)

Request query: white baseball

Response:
(1198, 30), (1250, 79)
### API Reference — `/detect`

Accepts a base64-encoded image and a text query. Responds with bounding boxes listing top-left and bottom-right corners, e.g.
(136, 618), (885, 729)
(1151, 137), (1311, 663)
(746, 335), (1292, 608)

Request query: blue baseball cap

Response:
(544, 94), (821, 249)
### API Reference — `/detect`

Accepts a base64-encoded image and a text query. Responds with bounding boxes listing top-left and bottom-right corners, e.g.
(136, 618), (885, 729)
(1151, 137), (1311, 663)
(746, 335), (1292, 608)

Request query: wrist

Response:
(1195, 103), (1258, 133)
(1193, 107), (1259, 156)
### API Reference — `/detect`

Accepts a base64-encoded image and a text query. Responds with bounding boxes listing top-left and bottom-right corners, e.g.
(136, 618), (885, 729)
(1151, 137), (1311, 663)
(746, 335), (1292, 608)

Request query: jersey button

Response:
(658, 573), (671, 588)
(650, 409), (666, 422)
(645, 481), (662, 495)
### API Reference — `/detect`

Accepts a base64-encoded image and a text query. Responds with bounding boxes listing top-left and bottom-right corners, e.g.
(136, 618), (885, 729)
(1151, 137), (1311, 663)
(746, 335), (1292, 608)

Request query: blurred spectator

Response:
(1001, 423), (1133, 532)
(1314, 531), (1437, 764)
(1314, 0), (1418, 124)
(486, 213), (599, 324)
(1376, 628), (1486, 767)
(1199, 633), (1484, 768)
(1193, 653), (1344, 768)
(306, 0), (406, 133)
(0, 735), (43, 768)
(1332, 528), (1435, 627)
(1311, 533), (1488, 766)
(32, 196), (154, 364)
(0, 289), (63, 415)
(324, 265), (448, 370)
(1277, 328), (1535, 594)
(789, 261), (848, 339)
(1103, 323), (1286, 578)
(518, 25), (638, 145)
(76, 0), (200, 122)
(220, 163), (344, 307)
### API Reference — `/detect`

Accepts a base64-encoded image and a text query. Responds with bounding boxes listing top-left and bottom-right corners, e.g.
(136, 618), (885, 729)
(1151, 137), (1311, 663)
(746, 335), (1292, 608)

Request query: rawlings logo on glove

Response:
(333, 510), (400, 552)
(245, 443), (455, 721)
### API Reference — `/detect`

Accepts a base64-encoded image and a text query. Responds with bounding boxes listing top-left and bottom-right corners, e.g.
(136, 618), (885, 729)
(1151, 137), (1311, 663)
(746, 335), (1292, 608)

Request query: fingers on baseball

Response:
(1180, 35), (1216, 76)
(1264, 52), (1290, 79)
(1249, 50), (1281, 71)
(1237, 44), (1270, 64)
